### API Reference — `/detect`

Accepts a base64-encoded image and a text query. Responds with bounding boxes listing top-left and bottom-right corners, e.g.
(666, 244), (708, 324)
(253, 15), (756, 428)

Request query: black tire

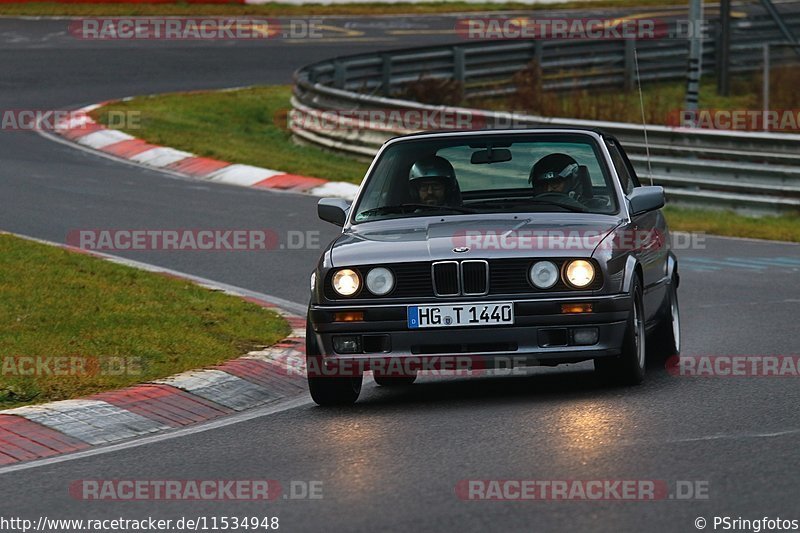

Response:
(651, 274), (680, 358)
(595, 275), (646, 386)
(373, 370), (417, 387)
(306, 321), (362, 406)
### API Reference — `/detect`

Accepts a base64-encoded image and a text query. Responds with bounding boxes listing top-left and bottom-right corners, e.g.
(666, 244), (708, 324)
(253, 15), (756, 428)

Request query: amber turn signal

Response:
(561, 303), (593, 314)
(333, 311), (365, 322)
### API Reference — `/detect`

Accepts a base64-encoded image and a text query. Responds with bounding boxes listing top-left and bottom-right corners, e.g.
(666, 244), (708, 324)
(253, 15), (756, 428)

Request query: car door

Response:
(606, 137), (668, 324)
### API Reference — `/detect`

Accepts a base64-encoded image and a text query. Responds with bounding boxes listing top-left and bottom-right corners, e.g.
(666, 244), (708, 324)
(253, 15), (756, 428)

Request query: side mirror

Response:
(318, 198), (350, 226)
(628, 186), (665, 216)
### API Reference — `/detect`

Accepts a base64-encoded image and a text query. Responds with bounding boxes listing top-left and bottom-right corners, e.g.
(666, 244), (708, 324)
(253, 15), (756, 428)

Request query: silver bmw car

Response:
(307, 128), (680, 405)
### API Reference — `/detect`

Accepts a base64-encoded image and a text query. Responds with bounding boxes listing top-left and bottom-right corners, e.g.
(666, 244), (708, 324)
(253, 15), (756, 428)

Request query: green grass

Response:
(93, 86), (369, 182)
(93, 85), (800, 242)
(0, 234), (290, 409)
(0, 0), (686, 17)
(663, 207), (800, 243)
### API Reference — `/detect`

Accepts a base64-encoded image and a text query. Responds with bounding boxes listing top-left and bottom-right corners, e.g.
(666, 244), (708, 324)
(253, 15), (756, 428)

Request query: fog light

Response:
(572, 328), (599, 346)
(333, 336), (362, 354)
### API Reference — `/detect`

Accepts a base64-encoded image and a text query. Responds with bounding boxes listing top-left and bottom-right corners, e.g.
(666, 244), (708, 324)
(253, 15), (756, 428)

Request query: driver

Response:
(529, 153), (582, 198)
(409, 156), (462, 207)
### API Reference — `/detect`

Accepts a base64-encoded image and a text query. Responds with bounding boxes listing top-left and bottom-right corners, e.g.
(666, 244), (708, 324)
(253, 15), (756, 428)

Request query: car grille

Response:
(390, 262), (434, 298)
(489, 259), (534, 294)
(461, 260), (488, 295)
(324, 259), (602, 300)
(432, 262), (459, 296)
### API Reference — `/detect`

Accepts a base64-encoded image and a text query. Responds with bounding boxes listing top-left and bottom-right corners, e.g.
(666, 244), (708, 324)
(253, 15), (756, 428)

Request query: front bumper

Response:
(309, 294), (631, 368)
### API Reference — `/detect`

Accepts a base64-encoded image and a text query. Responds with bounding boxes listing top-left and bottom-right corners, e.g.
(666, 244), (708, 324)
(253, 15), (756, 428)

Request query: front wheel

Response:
(306, 322), (362, 406)
(595, 276), (646, 385)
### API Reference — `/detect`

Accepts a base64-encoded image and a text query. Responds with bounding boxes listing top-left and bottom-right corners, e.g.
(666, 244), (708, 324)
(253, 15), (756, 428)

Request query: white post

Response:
(683, 0), (704, 127)
(763, 43), (770, 132)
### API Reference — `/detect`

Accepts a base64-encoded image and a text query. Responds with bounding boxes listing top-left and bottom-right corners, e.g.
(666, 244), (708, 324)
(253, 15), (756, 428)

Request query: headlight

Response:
(332, 268), (360, 296)
(366, 267), (395, 296)
(529, 261), (559, 289)
(310, 271), (316, 292)
(564, 260), (595, 288)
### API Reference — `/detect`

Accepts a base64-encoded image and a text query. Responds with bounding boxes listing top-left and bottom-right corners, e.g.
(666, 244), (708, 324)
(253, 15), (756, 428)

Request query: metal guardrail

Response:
(302, 13), (800, 97)
(291, 10), (800, 214)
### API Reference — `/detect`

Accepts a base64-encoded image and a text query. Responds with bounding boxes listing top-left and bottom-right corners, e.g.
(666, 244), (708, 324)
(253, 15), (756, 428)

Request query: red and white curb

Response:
(0, 232), (307, 466)
(45, 102), (360, 201)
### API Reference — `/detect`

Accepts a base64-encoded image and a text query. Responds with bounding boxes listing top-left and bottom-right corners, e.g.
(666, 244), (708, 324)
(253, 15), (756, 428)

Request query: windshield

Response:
(353, 133), (619, 223)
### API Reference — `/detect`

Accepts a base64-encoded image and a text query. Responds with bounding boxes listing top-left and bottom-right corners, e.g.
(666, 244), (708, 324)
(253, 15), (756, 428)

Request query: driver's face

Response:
(416, 180), (446, 205)
(545, 180), (567, 193)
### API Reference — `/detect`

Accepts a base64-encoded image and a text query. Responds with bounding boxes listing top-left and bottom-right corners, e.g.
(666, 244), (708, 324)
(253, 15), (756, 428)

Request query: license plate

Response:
(407, 302), (514, 329)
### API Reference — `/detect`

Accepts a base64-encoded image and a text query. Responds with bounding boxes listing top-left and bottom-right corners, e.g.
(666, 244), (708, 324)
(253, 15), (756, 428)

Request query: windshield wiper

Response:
(467, 197), (588, 213)
(357, 203), (475, 217)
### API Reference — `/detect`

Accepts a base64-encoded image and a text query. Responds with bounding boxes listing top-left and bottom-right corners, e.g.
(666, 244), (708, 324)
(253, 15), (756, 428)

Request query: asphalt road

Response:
(1, 9), (799, 533)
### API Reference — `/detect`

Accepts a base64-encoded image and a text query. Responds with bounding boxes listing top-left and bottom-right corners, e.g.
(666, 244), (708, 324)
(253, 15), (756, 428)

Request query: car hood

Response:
(331, 215), (623, 265)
